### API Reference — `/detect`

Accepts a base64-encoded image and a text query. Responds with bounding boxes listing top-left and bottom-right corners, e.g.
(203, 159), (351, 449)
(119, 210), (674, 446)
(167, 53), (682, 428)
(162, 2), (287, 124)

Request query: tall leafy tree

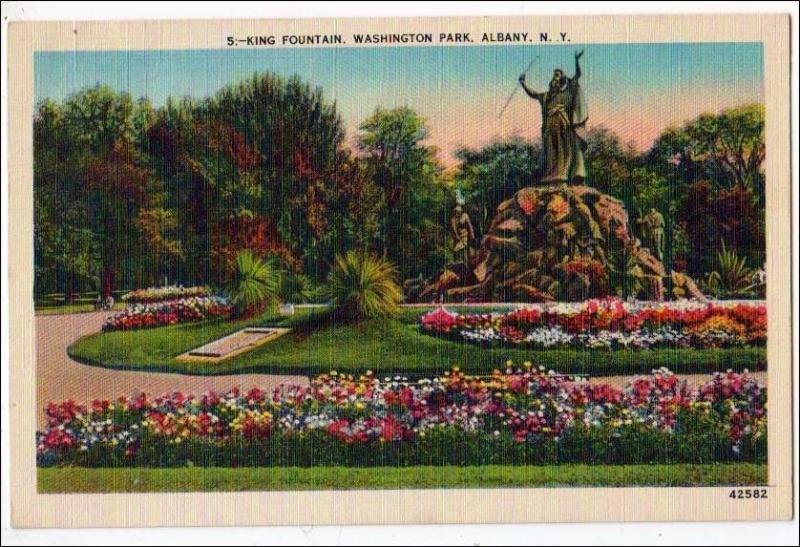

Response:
(34, 86), (180, 297)
(207, 73), (347, 279)
(357, 107), (449, 279)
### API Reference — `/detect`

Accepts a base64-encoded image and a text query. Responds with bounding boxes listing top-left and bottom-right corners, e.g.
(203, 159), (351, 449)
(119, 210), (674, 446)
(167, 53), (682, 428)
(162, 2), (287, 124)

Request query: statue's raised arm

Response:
(518, 74), (544, 101)
(574, 49), (584, 80)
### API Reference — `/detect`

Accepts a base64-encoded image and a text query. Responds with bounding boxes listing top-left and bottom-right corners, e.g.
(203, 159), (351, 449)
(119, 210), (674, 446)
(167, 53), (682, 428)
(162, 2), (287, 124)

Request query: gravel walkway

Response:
(35, 312), (309, 427)
(35, 312), (765, 428)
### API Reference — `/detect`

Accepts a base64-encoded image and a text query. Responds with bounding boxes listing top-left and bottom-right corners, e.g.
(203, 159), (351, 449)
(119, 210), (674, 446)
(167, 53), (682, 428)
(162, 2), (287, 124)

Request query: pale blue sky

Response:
(35, 42), (763, 162)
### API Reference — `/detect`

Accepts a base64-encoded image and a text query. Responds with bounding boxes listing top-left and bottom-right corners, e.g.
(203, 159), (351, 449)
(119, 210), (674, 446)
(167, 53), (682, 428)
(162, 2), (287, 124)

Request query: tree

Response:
(649, 104), (764, 199)
(207, 73), (348, 278)
(585, 126), (636, 198)
(453, 138), (541, 237)
(34, 99), (99, 299)
(684, 105), (765, 194)
(649, 106), (766, 275)
(34, 86), (180, 298)
(210, 212), (298, 285)
(357, 107), (449, 279)
(146, 73), (351, 285)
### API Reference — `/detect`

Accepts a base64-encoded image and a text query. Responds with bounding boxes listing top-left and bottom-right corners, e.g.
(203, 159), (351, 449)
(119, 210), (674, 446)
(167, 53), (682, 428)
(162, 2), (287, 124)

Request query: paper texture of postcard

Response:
(7, 13), (794, 527)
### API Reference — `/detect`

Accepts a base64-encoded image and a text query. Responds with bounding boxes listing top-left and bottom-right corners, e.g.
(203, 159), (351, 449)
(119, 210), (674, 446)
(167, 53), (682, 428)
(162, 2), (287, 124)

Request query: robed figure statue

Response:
(519, 50), (587, 184)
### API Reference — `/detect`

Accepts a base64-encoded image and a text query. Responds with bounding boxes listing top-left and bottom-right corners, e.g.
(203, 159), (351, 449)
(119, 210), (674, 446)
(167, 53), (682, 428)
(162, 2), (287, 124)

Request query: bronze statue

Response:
(450, 204), (475, 265)
(519, 50), (587, 185)
(637, 208), (665, 261)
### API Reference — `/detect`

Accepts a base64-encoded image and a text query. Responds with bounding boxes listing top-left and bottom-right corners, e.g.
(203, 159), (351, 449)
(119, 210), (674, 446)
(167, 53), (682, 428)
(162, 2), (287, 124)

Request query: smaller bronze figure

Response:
(450, 204), (475, 266)
(637, 208), (665, 261)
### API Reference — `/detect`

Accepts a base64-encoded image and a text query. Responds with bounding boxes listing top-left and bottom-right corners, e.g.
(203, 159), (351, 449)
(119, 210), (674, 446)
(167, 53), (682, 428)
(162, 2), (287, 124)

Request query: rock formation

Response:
(418, 184), (703, 302)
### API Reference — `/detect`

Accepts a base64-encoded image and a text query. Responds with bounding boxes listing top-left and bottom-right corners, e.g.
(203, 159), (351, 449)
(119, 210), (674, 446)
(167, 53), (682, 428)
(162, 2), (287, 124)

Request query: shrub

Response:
(226, 250), (282, 317)
(703, 242), (758, 298)
(327, 251), (401, 320)
(277, 271), (320, 304)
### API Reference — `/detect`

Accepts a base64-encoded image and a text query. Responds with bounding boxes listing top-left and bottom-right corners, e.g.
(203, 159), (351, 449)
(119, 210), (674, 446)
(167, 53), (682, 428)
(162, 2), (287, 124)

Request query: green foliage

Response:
(276, 271), (321, 304)
(357, 107), (450, 280)
(226, 250), (282, 316)
(586, 126), (637, 197)
(703, 242), (758, 298)
(454, 138), (541, 236)
(327, 251), (402, 320)
(33, 86), (181, 298)
(34, 74), (765, 298)
(607, 247), (644, 299)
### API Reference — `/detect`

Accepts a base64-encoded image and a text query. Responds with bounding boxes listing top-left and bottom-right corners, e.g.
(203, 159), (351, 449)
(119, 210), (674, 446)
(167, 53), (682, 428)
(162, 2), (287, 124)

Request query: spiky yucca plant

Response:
(227, 250), (282, 317)
(277, 271), (320, 304)
(704, 242), (756, 298)
(327, 251), (401, 320)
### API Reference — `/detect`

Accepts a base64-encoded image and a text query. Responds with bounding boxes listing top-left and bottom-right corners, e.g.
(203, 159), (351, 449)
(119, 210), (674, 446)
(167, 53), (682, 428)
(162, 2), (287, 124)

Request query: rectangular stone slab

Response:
(175, 327), (291, 363)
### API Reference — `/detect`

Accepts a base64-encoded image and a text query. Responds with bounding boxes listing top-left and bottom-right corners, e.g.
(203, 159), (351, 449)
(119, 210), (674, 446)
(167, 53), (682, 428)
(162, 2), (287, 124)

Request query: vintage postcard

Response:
(7, 13), (794, 527)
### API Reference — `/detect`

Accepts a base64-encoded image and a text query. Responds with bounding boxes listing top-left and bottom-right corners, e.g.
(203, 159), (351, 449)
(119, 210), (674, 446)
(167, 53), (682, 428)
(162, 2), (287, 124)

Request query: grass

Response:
(67, 306), (767, 377)
(37, 463), (766, 492)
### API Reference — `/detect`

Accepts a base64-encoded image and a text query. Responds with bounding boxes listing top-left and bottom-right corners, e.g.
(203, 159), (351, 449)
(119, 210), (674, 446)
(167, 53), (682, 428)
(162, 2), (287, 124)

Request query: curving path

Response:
(36, 312), (765, 428)
(35, 312), (309, 427)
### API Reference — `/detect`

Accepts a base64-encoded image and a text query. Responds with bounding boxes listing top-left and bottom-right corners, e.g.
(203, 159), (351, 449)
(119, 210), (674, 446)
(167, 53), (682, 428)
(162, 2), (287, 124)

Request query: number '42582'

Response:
(729, 489), (768, 499)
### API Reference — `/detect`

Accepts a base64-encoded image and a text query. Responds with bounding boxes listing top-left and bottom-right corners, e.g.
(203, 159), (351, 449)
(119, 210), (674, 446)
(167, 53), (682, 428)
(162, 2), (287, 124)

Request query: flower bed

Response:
(121, 285), (211, 304)
(420, 299), (766, 350)
(37, 365), (765, 467)
(102, 296), (232, 332)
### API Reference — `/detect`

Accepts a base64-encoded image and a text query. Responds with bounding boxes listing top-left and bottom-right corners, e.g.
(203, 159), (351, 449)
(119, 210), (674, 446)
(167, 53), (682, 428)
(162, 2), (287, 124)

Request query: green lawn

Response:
(67, 307), (766, 377)
(38, 463), (766, 492)
(68, 308), (766, 376)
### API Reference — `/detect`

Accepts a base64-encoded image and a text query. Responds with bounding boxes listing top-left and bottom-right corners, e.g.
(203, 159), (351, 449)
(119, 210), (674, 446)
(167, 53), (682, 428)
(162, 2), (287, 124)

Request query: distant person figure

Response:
(94, 294), (103, 311)
(104, 295), (115, 311)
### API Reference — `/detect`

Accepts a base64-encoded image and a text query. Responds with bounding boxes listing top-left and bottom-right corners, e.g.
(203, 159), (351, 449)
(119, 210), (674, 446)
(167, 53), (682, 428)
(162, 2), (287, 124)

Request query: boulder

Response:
(417, 184), (703, 302)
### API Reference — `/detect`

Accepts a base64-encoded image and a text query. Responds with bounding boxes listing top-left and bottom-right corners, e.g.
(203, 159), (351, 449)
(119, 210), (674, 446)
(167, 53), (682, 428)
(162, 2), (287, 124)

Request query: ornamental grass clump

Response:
(327, 251), (401, 321)
(226, 250), (282, 317)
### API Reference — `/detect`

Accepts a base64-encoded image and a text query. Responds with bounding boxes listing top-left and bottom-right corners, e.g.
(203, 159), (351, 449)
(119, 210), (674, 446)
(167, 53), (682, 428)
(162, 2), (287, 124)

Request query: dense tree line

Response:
(33, 73), (764, 300)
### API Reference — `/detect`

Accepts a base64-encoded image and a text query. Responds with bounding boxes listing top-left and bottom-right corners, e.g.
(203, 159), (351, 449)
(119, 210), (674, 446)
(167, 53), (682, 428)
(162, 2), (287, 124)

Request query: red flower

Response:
(379, 415), (412, 441)
(420, 308), (461, 332)
(45, 400), (86, 426)
(40, 428), (77, 450)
